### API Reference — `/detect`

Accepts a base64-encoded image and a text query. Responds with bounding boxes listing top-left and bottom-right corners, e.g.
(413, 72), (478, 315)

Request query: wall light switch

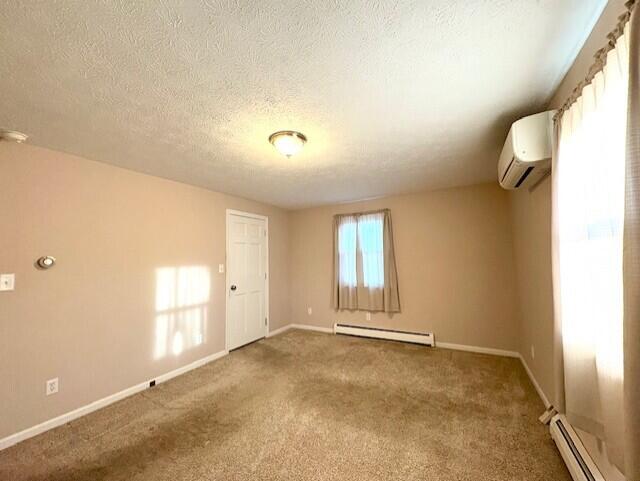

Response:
(0, 273), (15, 291)
(307, 307), (312, 315)
(365, 312), (371, 321)
(218, 264), (225, 274)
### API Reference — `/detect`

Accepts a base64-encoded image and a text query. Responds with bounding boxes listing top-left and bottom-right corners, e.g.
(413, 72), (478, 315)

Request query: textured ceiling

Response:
(0, 0), (605, 208)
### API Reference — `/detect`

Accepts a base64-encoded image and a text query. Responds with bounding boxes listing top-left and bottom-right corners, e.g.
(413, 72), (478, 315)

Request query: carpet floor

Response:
(0, 329), (571, 481)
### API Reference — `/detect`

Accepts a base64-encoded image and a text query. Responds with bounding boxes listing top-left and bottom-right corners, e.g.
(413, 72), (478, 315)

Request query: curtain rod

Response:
(554, 0), (636, 122)
(334, 208), (390, 218)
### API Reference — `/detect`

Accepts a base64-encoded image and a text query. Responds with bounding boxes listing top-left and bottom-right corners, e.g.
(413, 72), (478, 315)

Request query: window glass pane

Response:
(358, 213), (384, 288)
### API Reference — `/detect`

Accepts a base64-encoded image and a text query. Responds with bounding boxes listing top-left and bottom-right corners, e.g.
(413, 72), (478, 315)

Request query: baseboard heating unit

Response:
(550, 414), (604, 481)
(333, 323), (434, 346)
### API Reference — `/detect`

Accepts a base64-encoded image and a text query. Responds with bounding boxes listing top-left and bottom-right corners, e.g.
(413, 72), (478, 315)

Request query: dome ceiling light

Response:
(268, 131), (307, 157)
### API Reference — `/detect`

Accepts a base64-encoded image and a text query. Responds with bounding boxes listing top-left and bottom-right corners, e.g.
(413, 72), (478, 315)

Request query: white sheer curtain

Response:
(553, 23), (629, 472)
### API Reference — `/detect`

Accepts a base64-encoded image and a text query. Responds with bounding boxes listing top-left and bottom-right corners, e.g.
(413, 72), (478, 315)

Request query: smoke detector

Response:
(0, 129), (28, 143)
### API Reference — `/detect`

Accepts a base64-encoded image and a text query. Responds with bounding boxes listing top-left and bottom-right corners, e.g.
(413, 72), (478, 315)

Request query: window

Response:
(553, 21), (629, 474)
(357, 213), (385, 288)
(333, 209), (400, 312)
(337, 213), (385, 288)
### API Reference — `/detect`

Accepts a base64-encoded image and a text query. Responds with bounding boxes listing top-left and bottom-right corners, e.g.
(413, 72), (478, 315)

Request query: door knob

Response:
(230, 285), (237, 291)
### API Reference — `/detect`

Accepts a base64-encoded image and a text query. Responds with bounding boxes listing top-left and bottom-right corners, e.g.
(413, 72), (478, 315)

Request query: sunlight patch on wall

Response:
(154, 266), (210, 359)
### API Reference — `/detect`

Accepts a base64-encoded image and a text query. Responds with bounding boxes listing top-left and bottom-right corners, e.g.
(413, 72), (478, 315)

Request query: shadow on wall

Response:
(154, 266), (211, 359)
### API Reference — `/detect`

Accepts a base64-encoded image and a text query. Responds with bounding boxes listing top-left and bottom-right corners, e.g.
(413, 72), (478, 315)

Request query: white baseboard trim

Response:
(267, 324), (293, 337)
(276, 325), (521, 358)
(518, 354), (551, 408)
(268, 323), (334, 335)
(1, 327), (552, 451)
(290, 323), (334, 334)
(270, 327), (552, 410)
(0, 349), (228, 451)
(436, 341), (550, 409)
(436, 341), (519, 358)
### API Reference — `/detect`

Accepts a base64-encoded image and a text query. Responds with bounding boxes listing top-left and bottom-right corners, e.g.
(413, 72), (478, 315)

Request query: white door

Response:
(226, 211), (268, 351)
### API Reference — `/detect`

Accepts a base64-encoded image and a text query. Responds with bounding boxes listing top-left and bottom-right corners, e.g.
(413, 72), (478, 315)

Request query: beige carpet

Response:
(0, 330), (571, 481)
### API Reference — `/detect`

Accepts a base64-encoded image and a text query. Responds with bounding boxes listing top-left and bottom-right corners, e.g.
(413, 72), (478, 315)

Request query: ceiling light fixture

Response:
(269, 131), (307, 157)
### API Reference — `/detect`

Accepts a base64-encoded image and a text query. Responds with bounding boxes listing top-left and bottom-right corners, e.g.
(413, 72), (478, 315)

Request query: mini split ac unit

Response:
(498, 110), (556, 189)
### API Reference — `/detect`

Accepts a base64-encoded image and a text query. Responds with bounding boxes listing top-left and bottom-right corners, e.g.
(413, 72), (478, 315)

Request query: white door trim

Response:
(225, 209), (269, 351)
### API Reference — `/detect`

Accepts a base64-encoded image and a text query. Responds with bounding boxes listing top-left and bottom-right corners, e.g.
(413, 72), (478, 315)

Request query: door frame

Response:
(225, 209), (269, 351)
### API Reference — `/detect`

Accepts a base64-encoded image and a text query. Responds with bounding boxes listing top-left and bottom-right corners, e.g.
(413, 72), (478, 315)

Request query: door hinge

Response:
(264, 272), (267, 280)
(264, 317), (268, 325)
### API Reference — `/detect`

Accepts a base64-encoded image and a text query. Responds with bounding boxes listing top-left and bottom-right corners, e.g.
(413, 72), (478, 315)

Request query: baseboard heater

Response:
(333, 323), (434, 346)
(550, 414), (604, 481)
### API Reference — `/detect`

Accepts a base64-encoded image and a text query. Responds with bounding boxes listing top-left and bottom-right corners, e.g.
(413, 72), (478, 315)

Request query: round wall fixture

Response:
(0, 129), (28, 143)
(36, 256), (56, 269)
(268, 131), (307, 157)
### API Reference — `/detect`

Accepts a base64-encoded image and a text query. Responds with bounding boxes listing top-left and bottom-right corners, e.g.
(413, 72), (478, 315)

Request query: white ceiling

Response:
(0, 0), (605, 209)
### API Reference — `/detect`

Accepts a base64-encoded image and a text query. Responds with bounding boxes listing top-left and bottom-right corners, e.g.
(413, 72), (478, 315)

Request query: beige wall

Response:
(2, 146), (521, 442)
(290, 183), (521, 351)
(508, 179), (555, 398)
(0, 143), (290, 439)
(2, 0), (625, 444)
(508, 0), (628, 405)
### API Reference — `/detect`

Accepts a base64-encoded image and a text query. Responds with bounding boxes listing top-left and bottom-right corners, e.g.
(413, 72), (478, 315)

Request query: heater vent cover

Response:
(549, 414), (604, 481)
(333, 323), (434, 346)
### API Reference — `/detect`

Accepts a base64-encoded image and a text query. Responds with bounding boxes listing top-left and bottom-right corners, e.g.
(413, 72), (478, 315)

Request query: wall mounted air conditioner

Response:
(498, 110), (556, 189)
(550, 414), (605, 481)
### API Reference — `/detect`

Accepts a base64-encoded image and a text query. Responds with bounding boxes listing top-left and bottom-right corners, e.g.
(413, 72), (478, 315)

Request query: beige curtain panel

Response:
(332, 209), (400, 312)
(552, 2), (640, 478)
(624, 4), (640, 479)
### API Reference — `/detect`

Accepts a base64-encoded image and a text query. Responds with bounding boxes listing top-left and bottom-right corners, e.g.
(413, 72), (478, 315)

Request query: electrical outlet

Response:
(365, 312), (371, 321)
(531, 345), (535, 360)
(46, 378), (59, 396)
(0, 273), (15, 291)
(307, 307), (312, 315)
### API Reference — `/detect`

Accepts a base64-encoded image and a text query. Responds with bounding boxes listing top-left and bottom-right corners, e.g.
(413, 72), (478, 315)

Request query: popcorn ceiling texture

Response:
(0, 0), (604, 208)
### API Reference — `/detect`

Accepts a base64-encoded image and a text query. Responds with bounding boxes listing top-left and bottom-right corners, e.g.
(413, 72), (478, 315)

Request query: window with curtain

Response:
(552, 17), (631, 477)
(333, 209), (400, 312)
